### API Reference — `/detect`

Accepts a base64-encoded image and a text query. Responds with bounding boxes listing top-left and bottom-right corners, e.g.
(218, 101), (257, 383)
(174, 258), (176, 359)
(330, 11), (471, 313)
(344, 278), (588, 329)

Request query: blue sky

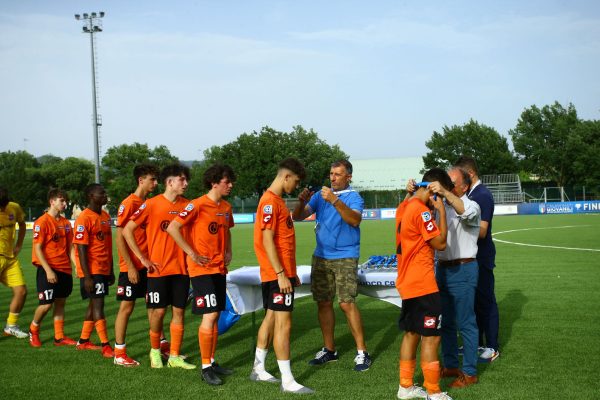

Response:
(1, 0), (598, 162)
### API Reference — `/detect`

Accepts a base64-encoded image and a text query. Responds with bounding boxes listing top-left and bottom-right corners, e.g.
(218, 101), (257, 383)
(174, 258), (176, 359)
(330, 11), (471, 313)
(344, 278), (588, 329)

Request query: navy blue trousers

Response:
(475, 257), (499, 350)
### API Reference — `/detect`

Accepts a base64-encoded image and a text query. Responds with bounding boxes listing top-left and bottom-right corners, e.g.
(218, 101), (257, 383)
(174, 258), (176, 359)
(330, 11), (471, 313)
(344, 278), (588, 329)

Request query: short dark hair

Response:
(203, 164), (236, 190)
(278, 158), (306, 180)
(84, 183), (104, 199)
(331, 159), (353, 174)
(133, 163), (159, 181)
(422, 168), (454, 192)
(450, 167), (472, 188)
(160, 163), (190, 184)
(454, 155), (479, 176)
(0, 187), (9, 208)
(47, 188), (68, 203)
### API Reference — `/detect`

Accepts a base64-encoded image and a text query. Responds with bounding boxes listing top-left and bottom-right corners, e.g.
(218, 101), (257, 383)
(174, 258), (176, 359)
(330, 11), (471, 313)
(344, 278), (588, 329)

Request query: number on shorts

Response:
(44, 289), (54, 300)
(125, 286), (132, 297)
(95, 283), (105, 295)
(204, 294), (217, 308)
(148, 292), (160, 304)
(284, 293), (292, 306)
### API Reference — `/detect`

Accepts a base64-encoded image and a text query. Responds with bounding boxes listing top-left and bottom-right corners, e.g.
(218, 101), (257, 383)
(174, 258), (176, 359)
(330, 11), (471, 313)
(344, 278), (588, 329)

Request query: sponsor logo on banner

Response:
(196, 297), (205, 308)
(421, 211), (431, 222)
(361, 209), (380, 220)
(424, 316), (437, 328)
(263, 205), (273, 214)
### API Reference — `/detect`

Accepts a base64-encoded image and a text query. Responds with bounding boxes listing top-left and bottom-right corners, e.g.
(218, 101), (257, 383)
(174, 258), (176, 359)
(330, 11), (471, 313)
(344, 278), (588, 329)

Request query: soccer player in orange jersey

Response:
(395, 168), (452, 400)
(73, 184), (115, 359)
(29, 189), (76, 347)
(167, 163), (236, 385)
(113, 164), (159, 367)
(123, 163), (195, 370)
(249, 158), (314, 394)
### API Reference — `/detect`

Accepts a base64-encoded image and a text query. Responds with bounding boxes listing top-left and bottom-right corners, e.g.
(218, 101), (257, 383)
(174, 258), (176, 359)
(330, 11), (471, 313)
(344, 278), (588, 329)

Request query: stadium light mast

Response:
(74, 11), (105, 183)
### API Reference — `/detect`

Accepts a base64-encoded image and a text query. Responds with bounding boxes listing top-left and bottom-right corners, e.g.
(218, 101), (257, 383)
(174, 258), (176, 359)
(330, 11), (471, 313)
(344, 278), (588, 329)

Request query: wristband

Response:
(332, 198), (339, 206)
(276, 270), (284, 275)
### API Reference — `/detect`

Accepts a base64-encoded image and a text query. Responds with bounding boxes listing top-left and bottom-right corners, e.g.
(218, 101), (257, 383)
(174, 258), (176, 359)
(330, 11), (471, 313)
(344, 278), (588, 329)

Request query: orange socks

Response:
(53, 319), (64, 340)
(79, 320), (94, 341)
(399, 359), (417, 388)
(94, 319), (109, 344)
(169, 322), (184, 357)
(149, 330), (161, 350)
(199, 327), (214, 365)
(29, 321), (40, 334)
(114, 343), (127, 357)
(211, 324), (218, 360)
(421, 361), (441, 394)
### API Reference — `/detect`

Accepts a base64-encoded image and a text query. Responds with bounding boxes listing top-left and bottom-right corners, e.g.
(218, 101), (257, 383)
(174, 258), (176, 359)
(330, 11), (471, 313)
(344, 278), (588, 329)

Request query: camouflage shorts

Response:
(311, 256), (359, 303)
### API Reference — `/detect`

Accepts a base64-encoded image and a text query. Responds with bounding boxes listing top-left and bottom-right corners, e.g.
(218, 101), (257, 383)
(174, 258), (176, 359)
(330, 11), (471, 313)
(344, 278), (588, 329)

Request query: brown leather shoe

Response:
(449, 372), (478, 388)
(440, 367), (461, 378)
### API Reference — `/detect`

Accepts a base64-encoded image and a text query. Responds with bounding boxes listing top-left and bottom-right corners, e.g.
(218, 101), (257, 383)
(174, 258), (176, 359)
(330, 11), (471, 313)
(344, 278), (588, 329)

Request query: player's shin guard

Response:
(421, 361), (441, 394)
(400, 359), (417, 388)
(169, 322), (183, 357)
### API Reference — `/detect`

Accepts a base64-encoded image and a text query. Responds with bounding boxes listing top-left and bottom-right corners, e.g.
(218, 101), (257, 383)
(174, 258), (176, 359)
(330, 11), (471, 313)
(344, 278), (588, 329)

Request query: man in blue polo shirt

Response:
(293, 160), (371, 372)
(455, 156), (499, 362)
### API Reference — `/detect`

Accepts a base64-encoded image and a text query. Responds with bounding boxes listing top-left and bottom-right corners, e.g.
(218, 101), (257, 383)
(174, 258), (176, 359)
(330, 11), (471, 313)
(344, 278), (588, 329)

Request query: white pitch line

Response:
(493, 225), (600, 252)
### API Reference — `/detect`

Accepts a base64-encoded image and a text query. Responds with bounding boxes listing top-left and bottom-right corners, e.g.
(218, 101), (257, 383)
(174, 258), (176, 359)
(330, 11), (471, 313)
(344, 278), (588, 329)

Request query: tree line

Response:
(1, 101), (598, 218)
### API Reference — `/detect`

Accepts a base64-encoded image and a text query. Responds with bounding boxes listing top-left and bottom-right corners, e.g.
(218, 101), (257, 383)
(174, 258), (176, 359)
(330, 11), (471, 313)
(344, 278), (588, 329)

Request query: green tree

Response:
(422, 119), (517, 174)
(570, 119), (600, 192)
(202, 126), (348, 197)
(0, 150), (44, 208)
(509, 102), (579, 186)
(35, 156), (95, 217)
(101, 143), (179, 213)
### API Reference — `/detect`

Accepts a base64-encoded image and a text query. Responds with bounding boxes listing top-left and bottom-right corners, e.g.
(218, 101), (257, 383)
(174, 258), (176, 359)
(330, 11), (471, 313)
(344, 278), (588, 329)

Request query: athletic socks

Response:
(53, 319), (64, 340)
(7, 312), (19, 326)
(277, 360), (304, 391)
(421, 360), (441, 394)
(170, 322), (183, 357)
(199, 326), (214, 368)
(79, 320), (94, 342)
(400, 359), (417, 388)
(94, 319), (109, 345)
(150, 330), (161, 350)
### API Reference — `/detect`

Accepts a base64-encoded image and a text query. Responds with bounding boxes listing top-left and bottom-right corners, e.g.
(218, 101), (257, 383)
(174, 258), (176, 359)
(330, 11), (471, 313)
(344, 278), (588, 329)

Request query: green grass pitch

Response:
(0, 213), (599, 399)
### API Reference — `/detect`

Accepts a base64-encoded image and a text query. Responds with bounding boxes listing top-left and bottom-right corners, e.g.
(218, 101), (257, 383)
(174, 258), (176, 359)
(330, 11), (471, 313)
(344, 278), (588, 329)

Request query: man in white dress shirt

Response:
(428, 167), (481, 389)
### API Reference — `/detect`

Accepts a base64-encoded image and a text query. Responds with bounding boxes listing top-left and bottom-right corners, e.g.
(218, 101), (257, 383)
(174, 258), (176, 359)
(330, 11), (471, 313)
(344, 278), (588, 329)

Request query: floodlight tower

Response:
(75, 11), (105, 183)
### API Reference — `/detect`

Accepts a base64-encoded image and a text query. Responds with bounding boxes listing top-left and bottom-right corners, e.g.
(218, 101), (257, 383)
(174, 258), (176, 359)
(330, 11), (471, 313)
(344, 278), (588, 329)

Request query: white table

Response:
(226, 265), (401, 315)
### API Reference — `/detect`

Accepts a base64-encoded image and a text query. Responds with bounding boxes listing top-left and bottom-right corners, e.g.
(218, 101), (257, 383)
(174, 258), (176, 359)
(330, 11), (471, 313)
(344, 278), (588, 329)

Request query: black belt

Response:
(438, 258), (475, 267)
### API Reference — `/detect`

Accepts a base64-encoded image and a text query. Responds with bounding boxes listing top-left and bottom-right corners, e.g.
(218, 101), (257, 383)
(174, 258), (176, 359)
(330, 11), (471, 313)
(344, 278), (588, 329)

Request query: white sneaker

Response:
(4, 325), (28, 339)
(281, 381), (315, 394)
(249, 369), (280, 383)
(397, 384), (428, 399)
(478, 347), (500, 363)
(427, 392), (453, 400)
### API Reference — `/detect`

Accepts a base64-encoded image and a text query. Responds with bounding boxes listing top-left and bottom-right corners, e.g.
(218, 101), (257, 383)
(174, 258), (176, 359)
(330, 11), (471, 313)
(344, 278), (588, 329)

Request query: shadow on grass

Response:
(497, 288), (527, 350)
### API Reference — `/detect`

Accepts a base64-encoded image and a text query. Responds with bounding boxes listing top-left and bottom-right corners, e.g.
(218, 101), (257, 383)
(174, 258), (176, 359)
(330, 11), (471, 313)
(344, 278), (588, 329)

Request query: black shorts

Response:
(146, 274), (190, 309)
(80, 275), (110, 300)
(116, 269), (148, 301)
(190, 274), (226, 315)
(261, 278), (298, 312)
(36, 267), (73, 304)
(398, 292), (442, 337)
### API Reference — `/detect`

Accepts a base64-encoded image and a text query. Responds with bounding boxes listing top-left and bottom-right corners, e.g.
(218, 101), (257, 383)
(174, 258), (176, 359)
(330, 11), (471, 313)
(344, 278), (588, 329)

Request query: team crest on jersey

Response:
(118, 205), (125, 216)
(139, 203), (147, 210)
(76, 225), (85, 232)
(272, 293), (284, 304)
(52, 233), (60, 242)
(421, 211), (431, 222)
(34, 225), (41, 232)
(160, 220), (170, 231)
(185, 203), (194, 211)
(263, 215), (272, 223)
(263, 205), (273, 214)
(195, 297), (205, 308)
(208, 222), (218, 234)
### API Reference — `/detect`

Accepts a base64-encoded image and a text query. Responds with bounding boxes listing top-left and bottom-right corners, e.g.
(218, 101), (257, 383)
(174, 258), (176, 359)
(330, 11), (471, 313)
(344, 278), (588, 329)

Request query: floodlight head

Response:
(93, 25), (102, 32)
(82, 26), (89, 32)
(83, 13), (89, 18)
(75, 14), (81, 20)
(99, 11), (105, 17)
